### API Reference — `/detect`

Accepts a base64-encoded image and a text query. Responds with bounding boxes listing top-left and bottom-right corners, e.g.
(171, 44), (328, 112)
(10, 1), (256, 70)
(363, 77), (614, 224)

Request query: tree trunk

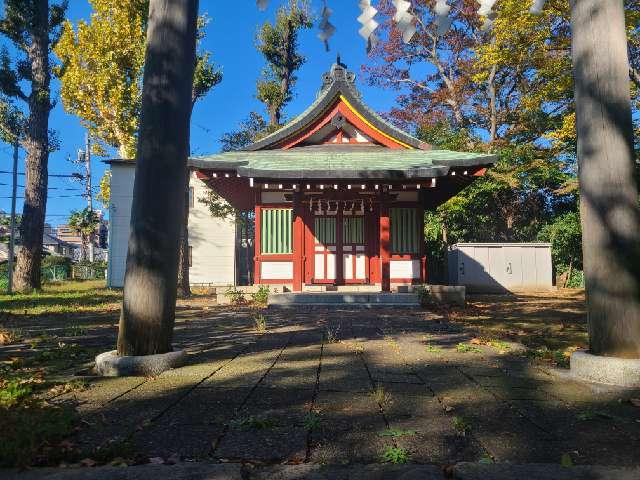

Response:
(117, 0), (198, 356)
(570, 0), (640, 358)
(176, 169), (191, 298)
(488, 64), (498, 143)
(14, 0), (50, 293)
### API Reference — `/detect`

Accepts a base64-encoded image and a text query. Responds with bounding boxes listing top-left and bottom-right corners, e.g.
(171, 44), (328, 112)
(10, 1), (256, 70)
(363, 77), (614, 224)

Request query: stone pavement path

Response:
(50, 306), (640, 469)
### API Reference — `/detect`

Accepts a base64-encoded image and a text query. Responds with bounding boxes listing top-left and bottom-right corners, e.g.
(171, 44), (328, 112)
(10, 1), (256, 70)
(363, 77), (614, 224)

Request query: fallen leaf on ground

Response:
(630, 398), (640, 408)
(148, 457), (164, 464)
(80, 458), (96, 467)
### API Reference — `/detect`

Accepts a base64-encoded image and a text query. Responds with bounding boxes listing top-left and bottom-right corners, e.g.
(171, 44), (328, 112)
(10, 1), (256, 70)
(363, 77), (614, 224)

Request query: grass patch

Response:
(377, 428), (417, 438)
(325, 324), (341, 344)
(526, 346), (578, 368)
(451, 292), (588, 356)
(576, 410), (614, 422)
(253, 313), (267, 333)
(370, 385), (393, 409)
(425, 344), (443, 353)
(456, 343), (482, 354)
(64, 323), (89, 337)
(230, 415), (277, 430)
(0, 280), (120, 315)
(303, 411), (321, 431)
(380, 446), (409, 464)
(453, 416), (472, 435)
(0, 368), (78, 467)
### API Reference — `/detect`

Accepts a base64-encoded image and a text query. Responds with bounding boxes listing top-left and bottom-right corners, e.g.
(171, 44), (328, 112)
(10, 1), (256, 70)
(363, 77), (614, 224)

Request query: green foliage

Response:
(452, 416), (472, 435)
(224, 286), (246, 306)
(230, 415), (277, 430)
(377, 428), (417, 438)
(41, 255), (72, 270)
(55, 2), (220, 157)
(0, 379), (32, 408)
(255, 0), (312, 125)
(253, 313), (267, 333)
(199, 189), (236, 220)
(370, 385), (393, 408)
(251, 285), (270, 305)
(456, 343), (482, 354)
(538, 212), (583, 271)
(0, 0), (67, 139)
(219, 111), (270, 152)
(425, 344), (443, 353)
(380, 446), (409, 464)
(303, 411), (321, 431)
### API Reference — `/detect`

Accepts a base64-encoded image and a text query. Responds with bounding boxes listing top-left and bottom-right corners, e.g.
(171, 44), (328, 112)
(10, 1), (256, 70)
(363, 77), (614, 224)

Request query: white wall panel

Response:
(261, 261), (293, 280)
(390, 260), (420, 279)
(107, 166), (236, 287)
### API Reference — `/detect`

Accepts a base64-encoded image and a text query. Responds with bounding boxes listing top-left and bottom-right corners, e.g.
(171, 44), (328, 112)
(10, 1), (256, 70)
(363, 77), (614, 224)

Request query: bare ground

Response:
(2, 288), (640, 469)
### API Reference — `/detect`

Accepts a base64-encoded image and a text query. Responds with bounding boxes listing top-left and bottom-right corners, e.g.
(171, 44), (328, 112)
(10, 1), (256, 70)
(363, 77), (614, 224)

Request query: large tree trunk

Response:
(570, 0), (640, 358)
(14, 0), (50, 293)
(176, 169), (191, 298)
(117, 0), (198, 356)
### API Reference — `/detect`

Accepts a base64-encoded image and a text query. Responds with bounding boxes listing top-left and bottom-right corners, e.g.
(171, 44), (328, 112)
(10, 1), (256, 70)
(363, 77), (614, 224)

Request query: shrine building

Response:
(106, 60), (495, 292)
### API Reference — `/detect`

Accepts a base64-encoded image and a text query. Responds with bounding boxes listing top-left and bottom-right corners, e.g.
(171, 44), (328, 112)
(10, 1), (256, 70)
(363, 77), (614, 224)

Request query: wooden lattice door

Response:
(313, 215), (337, 282)
(342, 214), (367, 283)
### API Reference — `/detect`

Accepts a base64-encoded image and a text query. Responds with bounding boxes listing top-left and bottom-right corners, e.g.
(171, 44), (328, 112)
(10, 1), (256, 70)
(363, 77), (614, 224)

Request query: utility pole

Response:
(85, 133), (94, 262)
(7, 139), (18, 294)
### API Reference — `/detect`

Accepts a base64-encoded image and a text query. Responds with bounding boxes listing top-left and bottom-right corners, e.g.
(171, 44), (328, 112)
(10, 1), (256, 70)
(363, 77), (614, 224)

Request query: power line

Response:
(0, 182), (83, 191)
(0, 194), (85, 199)
(0, 170), (81, 178)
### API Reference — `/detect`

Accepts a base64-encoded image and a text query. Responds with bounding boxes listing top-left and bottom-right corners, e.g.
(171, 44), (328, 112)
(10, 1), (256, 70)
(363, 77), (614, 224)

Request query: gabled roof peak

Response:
(244, 60), (430, 151)
(319, 60), (358, 97)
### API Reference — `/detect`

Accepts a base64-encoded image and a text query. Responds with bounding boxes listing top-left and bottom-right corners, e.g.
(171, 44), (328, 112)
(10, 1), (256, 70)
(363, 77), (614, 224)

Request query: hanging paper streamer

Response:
(357, 0), (379, 53)
(318, 1), (336, 51)
(256, 0), (268, 11)
(477, 0), (497, 31)
(529, 0), (546, 15)
(434, 0), (452, 37)
(392, 0), (417, 44)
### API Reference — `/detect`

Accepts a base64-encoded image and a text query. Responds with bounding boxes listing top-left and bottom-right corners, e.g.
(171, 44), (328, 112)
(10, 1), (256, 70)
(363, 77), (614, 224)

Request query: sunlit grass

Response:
(0, 280), (121, 315)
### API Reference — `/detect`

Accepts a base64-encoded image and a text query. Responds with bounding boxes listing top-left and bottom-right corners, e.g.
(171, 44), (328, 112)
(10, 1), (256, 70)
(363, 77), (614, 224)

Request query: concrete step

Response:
(268, 292), (421, 308)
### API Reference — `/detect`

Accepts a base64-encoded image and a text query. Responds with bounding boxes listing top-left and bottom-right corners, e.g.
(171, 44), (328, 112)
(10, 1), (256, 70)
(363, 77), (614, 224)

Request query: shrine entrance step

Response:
(268, 292), (421, 308)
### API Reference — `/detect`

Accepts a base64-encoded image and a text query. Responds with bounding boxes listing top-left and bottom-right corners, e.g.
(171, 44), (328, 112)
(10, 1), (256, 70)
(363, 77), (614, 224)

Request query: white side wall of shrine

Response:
(106, 164), (236, 288)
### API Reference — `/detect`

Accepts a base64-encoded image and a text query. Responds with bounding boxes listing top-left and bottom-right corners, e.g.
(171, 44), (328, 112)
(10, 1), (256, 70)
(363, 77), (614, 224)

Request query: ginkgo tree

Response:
(56, 0), (222, 298)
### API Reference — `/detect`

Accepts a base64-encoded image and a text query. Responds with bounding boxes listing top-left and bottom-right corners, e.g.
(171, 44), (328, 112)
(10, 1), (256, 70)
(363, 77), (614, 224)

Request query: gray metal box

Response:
(448, 243), (553, 293)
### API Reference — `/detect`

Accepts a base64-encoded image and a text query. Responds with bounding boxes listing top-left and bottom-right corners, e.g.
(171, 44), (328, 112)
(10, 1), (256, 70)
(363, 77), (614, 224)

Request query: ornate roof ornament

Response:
(321, 60), (357, 93)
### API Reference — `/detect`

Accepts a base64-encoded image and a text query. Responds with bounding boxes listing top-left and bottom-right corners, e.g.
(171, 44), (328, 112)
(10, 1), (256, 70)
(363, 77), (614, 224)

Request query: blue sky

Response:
(0, 1), (406, 227)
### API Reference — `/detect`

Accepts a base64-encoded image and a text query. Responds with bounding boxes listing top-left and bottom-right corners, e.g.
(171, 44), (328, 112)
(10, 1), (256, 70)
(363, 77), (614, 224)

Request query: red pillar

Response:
(292, 193), (304, 292)
(379, 201), (391, 292)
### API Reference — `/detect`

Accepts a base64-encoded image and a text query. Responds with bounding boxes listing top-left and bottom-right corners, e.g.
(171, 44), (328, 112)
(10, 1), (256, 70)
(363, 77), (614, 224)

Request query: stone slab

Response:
(95, 350), (186, 377)
(570, 350), (640, 387)
(268, 293), (420, 307)
(453, 462), (640, 480)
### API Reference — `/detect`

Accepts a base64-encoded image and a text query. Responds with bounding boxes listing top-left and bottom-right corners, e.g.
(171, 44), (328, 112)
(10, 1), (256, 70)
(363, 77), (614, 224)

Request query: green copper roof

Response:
(188, 147), (496, 180)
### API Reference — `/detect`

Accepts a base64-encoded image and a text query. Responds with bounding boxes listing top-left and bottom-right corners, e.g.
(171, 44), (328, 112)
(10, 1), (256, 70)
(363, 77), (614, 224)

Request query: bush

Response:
(41, 256), (71, 282)
(72, 261), (107, 280)
(251, 285), (270, 305)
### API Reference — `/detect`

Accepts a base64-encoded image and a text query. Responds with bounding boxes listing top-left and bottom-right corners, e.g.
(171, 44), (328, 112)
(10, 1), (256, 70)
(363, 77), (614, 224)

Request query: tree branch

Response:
(630, 64), (640, 89)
